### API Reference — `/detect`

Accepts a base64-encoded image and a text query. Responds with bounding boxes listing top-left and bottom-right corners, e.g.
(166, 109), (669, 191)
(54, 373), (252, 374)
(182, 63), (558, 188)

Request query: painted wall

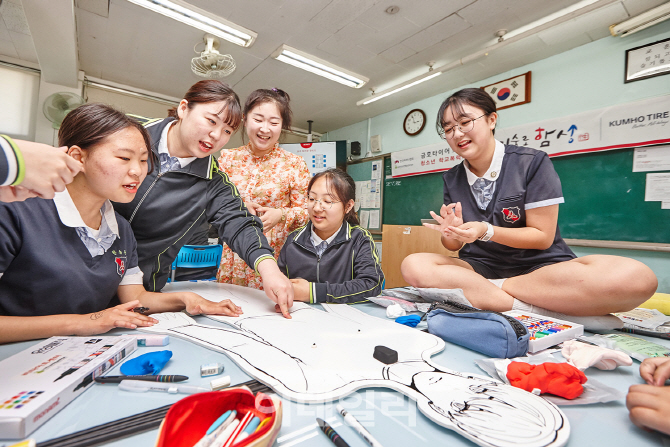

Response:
(327, 21), (670, 293)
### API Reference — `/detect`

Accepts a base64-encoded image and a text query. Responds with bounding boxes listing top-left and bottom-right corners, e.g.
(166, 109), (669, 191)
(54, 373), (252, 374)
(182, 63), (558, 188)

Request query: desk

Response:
(1, 286), (669, 447)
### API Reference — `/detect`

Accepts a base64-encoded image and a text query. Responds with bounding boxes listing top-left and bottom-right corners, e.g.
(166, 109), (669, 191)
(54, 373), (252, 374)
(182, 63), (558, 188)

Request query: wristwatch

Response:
(280, 208), (286, 222)
(478, 222), (494, 242)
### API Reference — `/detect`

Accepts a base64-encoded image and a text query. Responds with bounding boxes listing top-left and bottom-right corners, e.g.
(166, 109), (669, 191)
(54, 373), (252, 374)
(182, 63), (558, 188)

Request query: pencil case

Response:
(154, 386), (282, 447)
(426, 301), (530, 358)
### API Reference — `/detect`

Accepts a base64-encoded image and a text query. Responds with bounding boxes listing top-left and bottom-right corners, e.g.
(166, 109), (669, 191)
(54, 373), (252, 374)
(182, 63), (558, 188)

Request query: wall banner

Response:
(391, 95), (670, 178)
(496, 94), (670, 157)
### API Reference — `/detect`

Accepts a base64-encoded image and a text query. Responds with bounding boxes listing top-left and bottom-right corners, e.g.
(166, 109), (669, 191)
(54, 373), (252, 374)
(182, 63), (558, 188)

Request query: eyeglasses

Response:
(441, 114), (487, 140)
(307, 196), (340, 210)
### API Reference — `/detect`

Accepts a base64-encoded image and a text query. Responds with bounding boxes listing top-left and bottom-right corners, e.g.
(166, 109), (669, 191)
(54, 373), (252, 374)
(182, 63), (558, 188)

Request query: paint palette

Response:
(503, 311), (584, 353)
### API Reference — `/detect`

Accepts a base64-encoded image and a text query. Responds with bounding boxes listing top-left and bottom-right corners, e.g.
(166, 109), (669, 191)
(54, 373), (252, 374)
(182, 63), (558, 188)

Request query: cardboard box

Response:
(0, 335), (136, 439)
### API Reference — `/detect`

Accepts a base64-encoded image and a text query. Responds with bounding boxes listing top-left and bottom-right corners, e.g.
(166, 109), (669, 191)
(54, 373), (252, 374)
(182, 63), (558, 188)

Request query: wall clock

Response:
(404, 108), (426, 136)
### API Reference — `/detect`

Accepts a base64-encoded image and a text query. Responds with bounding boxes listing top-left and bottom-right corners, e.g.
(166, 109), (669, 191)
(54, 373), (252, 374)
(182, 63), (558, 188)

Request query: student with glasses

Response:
(401, 88), (657, 319)
(277, 168), (384, 304)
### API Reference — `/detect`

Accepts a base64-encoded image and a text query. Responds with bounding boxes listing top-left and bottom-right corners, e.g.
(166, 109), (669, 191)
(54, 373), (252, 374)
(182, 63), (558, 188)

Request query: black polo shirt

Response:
(0, 197), (138, 316)
(443, 144), (575, 274)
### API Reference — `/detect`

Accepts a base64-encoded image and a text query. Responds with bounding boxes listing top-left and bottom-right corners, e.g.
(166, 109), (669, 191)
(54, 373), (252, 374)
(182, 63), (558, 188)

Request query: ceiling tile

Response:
(402, 14), (472, 53)
(0, 17), (12, 41)
(0, 0), (30, 35)
(621, 0), (670, 17)
(401, 0), (472, 28)
(537, 2), (628, 46)
(8, 30), (36, 62)
(318, 21), (375, 57)
(356, 17), (419, 55)
(380, 43), (416, 63)
(0, 38), (19, 59)
(309, 0), (380, 34)
(76, 0), (109, 18)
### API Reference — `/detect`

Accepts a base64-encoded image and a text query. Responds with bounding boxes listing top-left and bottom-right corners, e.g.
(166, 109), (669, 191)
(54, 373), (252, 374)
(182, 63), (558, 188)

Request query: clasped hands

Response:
(245, 201), (282, 232)
(423, 202), (487, 243)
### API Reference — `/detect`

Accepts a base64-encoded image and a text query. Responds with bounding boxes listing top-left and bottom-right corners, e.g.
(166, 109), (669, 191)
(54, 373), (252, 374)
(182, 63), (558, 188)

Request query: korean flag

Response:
(482, 73), (529, 110)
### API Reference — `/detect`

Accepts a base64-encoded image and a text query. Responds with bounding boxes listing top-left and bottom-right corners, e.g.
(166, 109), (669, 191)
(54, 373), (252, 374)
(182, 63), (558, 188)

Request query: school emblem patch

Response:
(502, 206), (521, 223)
(114, 257), (126, 276)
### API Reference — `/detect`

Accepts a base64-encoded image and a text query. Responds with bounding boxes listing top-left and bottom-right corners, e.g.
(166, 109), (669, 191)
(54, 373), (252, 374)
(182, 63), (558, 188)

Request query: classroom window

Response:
(0, 64), (39, 140)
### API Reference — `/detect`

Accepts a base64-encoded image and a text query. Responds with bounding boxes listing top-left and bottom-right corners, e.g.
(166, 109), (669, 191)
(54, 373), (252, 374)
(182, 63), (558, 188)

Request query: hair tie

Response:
(272, 88), (278, 92)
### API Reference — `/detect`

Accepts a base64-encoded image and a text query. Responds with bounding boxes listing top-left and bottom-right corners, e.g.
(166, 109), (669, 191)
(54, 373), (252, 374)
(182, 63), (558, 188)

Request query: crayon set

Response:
(503, 311), (584, 353)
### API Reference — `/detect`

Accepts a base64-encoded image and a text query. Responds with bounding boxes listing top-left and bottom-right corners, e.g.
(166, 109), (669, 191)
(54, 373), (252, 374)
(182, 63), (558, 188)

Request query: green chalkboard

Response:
(382, 149), (670, 243)
(383, 157), (443, 226)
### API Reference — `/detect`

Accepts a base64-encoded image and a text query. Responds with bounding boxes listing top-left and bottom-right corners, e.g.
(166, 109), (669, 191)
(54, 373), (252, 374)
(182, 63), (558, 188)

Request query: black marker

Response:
(317, 418), (350, 447)
(95, 375), (188, 384)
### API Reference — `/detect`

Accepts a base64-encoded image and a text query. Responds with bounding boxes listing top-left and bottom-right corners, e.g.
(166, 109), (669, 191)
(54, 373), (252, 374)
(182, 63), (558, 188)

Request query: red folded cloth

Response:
(506, 362), (587, 399)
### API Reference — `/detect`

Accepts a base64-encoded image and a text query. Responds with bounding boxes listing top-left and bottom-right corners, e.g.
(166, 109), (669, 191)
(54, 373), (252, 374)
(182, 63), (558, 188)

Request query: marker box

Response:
(503, 311), (584, 353)
(0, 335), (136, 439)
(200, 363), (225, 377)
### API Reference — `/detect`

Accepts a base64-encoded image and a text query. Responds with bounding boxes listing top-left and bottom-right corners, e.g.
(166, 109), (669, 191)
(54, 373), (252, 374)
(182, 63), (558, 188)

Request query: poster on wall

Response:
(280, 142), (337, 176)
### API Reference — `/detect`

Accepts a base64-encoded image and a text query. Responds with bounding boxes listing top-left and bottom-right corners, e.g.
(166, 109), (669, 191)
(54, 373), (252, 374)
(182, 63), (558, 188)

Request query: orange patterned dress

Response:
(216, 143), (310, 289)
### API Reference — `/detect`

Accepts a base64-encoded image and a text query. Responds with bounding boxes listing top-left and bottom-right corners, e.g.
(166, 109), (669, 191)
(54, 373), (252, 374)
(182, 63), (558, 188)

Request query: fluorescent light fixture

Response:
(272, 45), (369, 88)
(610, 2), (670, 37)
(500, 0), (602, 42)
(125, 0), (257, 47)
(358, 71), (442, 105)
(357, 0), (611, 106)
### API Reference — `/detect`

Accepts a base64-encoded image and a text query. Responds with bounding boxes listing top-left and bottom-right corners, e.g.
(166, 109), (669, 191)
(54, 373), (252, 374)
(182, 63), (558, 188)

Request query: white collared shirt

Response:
(158, 121), (196, 169)
(464, 139), (505, 186)
(311, 224), (342, 248)
(52, 189), (143, 284)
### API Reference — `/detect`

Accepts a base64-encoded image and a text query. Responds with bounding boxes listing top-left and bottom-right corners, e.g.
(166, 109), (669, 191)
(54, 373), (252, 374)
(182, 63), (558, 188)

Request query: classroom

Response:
(1, 1), (670, 446)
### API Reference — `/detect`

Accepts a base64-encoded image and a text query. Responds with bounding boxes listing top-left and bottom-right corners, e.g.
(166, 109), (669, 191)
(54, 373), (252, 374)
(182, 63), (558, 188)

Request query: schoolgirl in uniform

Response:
(401, 88), (657, 316)
(0, 104), (241, 344)
(112, 80), (294, 318)
(278, 169), (384, 304)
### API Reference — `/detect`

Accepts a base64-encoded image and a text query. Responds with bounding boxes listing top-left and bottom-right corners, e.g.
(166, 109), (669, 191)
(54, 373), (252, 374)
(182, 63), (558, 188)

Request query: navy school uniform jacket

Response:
(0, 198), (138, 316)
(444, 144), (576, 272)
(113, 117), (274, 292)
(277, 222), (384, 304)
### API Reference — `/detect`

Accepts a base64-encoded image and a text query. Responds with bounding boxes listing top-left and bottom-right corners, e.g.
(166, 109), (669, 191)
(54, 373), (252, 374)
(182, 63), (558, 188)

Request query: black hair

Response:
(59, 103), (156, 173)
(436, 88), (497, 138)
(167, 80), (242, 131)
(308, 168), (359, 226)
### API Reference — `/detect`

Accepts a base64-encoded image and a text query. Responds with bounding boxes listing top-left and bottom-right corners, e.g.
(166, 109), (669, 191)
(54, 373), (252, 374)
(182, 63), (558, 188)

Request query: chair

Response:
(170, 244), (223, 283)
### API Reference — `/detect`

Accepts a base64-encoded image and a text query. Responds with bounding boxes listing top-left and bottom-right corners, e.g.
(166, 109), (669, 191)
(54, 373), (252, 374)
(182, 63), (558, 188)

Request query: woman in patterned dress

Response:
(217, 88), (310, 289)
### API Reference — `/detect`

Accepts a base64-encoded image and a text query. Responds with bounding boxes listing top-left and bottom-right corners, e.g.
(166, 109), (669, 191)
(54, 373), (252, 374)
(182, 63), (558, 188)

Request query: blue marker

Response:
(206, 410), (235, 435)
(233, 416), (261, 443)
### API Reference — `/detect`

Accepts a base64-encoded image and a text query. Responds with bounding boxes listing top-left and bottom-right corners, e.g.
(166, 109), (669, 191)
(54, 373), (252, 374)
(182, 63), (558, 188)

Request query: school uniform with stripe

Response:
(277, 221), (384, 304)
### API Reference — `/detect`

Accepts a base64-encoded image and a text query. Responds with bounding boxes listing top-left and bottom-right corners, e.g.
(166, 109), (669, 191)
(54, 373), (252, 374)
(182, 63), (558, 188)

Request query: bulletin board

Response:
(381, 149), (670, 244)
(346, 156), (385, 234)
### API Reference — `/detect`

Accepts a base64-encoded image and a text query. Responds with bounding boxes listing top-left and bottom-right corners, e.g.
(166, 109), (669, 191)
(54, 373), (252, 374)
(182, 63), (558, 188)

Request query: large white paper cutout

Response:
(142, 283), (569, 447)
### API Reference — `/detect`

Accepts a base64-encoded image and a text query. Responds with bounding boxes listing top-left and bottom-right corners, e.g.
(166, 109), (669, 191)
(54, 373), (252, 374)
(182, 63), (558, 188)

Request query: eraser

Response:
(201, 362), (225, 377)
(136, 335), (169, 347)
(373, 345), (398, 364)
(210, 375), (232, 390)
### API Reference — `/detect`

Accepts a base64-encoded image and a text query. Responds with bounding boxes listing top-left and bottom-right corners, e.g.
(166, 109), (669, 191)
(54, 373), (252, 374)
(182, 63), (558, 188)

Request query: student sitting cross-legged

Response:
(0, 103), (241, 344)
(401, 88), (657, 317)
(278, 168), (384, 304)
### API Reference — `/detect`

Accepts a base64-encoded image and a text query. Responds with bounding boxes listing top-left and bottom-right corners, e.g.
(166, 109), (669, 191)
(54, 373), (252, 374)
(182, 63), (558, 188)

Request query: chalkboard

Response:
(382, 148), (670, 244)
